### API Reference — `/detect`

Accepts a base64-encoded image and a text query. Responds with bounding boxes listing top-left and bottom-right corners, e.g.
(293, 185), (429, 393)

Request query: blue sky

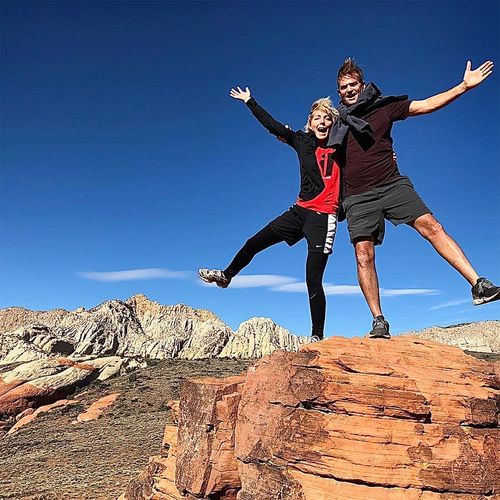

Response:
(1, 0), (499, 337)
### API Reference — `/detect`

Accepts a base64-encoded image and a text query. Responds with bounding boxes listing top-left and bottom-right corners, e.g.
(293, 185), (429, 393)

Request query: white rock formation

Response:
(401, 320), (500, 353)
(219, 317), (309, 358)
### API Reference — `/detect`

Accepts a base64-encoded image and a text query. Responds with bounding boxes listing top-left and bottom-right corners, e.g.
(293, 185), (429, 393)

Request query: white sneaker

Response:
(198, 268), (231, 288)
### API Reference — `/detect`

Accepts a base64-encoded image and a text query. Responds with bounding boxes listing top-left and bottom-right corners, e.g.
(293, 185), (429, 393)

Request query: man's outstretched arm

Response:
(408, 60), (494, 116)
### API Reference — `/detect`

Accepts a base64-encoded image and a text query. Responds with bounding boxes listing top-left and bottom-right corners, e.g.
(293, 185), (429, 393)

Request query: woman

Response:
(199, 86), (340, 341)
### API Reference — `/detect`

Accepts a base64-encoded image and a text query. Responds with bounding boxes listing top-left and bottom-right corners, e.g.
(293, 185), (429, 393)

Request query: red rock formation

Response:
(123, 337), (500, 499)
(8, 399), (78, 435)
(175, 375), (245, 500)
(74, 393), (120, 423)
(0, 356), (134, 417)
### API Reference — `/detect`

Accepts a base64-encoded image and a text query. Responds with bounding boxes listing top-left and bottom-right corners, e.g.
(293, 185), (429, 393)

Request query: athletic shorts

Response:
(342, 176), (431, 246)
(268, 204), (338, 254)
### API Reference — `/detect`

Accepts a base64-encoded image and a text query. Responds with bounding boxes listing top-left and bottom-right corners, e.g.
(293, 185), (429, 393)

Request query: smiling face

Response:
(338, 74), (365, 106)
(308, 110), (334, 141)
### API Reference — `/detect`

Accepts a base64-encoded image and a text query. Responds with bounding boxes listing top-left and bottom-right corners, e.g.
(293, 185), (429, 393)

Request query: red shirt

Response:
(296, 147), (340, 214)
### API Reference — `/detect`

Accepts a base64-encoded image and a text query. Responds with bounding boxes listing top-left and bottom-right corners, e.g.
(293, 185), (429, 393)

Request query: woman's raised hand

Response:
(230, 86), (251, 103)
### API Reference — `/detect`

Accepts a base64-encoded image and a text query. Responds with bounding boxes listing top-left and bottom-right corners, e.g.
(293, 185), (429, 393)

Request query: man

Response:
(328, 58), (499, 338)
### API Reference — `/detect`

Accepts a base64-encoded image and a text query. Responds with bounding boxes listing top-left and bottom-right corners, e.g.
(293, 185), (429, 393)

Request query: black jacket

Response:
(246, 97), (338, 203)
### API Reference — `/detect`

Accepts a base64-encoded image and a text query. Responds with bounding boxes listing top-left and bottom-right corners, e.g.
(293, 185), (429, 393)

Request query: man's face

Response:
(338, 74), (364, 106)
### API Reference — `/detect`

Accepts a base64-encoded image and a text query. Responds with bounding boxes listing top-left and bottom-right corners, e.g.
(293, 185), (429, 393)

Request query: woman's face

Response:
(308, 110), (333, 141)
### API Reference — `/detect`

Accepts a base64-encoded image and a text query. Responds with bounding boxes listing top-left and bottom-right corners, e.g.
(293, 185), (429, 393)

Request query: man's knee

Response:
(354, 238), (375, 268)
(412, 214), (444, 240)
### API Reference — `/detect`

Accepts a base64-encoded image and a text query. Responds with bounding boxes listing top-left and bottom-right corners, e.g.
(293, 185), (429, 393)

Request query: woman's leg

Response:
(224, 225), (284, 278)
(306, 252), (329, 339)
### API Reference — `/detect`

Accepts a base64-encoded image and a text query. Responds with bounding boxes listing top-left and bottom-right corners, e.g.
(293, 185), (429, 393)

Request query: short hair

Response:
(304, 97), (339, 132)
(337, 57), (364, 85)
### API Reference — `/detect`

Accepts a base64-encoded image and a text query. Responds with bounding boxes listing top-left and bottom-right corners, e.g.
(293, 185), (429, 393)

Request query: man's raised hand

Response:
(463, 60), (494, 90)
(230, 86), (251, 103)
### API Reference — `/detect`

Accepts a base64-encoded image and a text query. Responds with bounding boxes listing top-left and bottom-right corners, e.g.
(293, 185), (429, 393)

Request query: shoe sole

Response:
(473, 291), (500, 306)
(198, 269), (230, 288)
(197, 270), (212, 283)
(368, 332), (391, 339)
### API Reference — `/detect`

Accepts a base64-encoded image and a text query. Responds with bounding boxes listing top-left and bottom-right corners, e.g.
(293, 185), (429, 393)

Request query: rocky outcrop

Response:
(0, 295), (307, 362)
(7, 398), (78, 435)
(74, 392), (121, 423)
(0, 356), (137, 417)
(219, 317), (309, 359)
(402, 320), (500, 354)
(124, 336), (500, 499)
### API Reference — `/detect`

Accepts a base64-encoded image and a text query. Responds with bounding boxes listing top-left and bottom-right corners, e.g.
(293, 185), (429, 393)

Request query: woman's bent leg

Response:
(224, 225), (284, 278)
(306, 252), (329, 339)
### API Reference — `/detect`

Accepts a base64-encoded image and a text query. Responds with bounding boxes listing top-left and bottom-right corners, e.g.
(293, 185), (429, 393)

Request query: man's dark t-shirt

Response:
(344, 100), (411, 196)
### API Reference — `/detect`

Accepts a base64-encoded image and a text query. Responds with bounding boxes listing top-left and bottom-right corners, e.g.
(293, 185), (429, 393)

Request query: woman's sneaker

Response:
(368, 316), (390, 339)
(472, 277), (500, 305)
(198, 269), (231, 288)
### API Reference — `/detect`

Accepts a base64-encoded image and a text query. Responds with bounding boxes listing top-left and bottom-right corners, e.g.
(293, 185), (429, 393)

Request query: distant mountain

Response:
(0, 294), (310, 363)
(400, 320), (500, 355)
(1, 296), (498, 366)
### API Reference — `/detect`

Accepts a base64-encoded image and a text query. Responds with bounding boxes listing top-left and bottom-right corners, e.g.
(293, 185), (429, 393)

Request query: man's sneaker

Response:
(472, 277), (500, 305)
(310, 335), (323, 343)
(198, 269), (231, 288)
(368, 316), (390, 339)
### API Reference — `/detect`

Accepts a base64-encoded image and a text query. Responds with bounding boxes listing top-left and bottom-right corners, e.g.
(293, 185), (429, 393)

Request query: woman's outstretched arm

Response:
(230, 86), (296, 146)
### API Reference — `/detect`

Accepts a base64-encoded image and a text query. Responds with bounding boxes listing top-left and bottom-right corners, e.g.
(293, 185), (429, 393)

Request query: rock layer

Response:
(125, 336), (500, 499)
(235, 337), (500, 498)
(0, 295), (308, 362)
(0, 356), (135, 417)
(402, 320), (500, 354)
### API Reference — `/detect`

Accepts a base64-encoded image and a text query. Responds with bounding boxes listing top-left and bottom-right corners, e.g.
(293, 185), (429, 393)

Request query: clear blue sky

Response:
(1, 1), (499, 337)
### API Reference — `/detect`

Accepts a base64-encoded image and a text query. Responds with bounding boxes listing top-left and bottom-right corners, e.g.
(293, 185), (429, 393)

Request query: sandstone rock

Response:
(0, 356), (134, 417)
(0, 306), (70, 335)
(0, 324), (75, 365)
(219, 317), (309, 359)
(0, 295), (309, 362)
(15, 407), (35, 421)
(164, 336), (499, 499)
(176, 375), (245, 499)
(74, 393), (121, 423)
(234, 337), (500, 498)
(127, 295), (232, 359)
(402, 320), (500, 354)
(7, 398), (78, 435)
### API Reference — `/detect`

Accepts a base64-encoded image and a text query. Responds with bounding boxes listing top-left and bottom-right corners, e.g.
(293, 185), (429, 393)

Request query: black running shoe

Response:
(310, 335), (322, 343)
(368, 316), (391, 339)
(472, 277), (500, 305)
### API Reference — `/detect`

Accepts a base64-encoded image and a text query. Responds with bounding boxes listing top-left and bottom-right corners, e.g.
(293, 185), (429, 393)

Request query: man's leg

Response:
(305, 252), (329, 339)
(407, 214), (479, 285)
(354, 237), (382, 317)
(354, 237), (390, 338)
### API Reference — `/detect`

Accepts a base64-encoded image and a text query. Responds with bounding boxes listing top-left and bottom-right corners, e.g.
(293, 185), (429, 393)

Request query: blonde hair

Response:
(303, 97), (339, 132)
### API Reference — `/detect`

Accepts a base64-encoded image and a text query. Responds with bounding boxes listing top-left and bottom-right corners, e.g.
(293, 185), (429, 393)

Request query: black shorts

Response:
(343, 177), (431, 246)
(269, 205), (338, 254)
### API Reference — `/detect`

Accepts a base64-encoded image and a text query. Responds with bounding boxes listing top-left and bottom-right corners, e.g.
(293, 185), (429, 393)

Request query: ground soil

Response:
(0, 358), (255, 500)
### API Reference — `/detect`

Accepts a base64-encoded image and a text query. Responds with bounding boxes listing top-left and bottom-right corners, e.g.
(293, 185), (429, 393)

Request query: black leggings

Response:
(224, 225), (329, 338)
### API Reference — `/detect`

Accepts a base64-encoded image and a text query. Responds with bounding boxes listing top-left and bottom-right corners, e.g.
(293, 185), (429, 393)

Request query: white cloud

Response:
(324, 284), (363, 296)
(216, 274), (439, 297)
(382, 288), (439, 297)
(230, 274), (298, 289)
(79, 268), (189, 282)
(429, 298), (470, 311)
